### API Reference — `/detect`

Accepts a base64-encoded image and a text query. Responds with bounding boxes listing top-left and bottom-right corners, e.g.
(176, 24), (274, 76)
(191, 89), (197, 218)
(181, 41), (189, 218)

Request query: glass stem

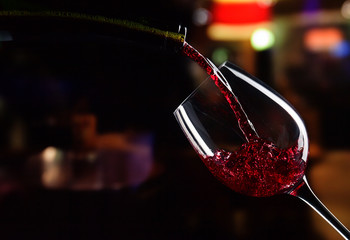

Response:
(293, 177), (350, 239)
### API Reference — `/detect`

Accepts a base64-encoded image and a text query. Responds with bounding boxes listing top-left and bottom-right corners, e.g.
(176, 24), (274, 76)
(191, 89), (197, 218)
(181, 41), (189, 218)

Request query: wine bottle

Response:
(0, 11), (186, 52)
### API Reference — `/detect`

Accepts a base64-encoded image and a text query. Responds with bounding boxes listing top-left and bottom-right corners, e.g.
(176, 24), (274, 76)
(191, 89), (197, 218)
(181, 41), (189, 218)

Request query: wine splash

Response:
(182, 42), (306, 197)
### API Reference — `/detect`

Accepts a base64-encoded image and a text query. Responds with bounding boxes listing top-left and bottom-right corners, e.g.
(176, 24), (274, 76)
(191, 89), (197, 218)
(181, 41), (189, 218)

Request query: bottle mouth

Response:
(177, 25), (187, 47)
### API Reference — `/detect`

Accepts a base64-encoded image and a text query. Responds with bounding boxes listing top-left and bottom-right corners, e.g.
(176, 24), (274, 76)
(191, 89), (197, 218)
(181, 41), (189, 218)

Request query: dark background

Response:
(0, 0), (348, 239)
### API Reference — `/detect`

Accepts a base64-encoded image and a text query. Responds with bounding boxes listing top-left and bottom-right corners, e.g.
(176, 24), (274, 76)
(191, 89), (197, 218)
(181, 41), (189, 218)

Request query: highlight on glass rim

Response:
(0, 2), (349, 239)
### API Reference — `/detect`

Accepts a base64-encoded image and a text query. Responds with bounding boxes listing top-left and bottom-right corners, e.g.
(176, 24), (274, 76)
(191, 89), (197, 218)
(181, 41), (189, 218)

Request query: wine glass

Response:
(174, 61), (350, 239)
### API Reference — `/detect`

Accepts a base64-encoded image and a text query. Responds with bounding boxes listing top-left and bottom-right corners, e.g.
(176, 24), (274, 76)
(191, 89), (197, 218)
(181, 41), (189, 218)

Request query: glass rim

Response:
(173, 60), (309, 161)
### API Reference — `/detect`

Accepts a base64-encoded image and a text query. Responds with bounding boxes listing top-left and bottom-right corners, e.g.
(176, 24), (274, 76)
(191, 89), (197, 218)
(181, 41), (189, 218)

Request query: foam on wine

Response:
(182, 42), (306, 197)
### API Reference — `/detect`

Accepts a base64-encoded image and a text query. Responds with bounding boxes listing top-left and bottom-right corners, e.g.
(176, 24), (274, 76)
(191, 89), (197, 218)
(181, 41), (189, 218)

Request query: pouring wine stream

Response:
(180, 41), (350, 239)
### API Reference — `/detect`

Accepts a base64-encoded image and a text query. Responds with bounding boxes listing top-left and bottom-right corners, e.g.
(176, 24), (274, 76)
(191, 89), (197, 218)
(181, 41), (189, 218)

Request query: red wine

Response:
(203, 137), (305, 197)
(182, 42), (306, 197)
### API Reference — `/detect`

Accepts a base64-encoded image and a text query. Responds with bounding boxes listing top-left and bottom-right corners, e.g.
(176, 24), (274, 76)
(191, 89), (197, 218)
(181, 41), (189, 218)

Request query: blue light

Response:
(303, 0), (320, 13)
(332, 41), (350, 58)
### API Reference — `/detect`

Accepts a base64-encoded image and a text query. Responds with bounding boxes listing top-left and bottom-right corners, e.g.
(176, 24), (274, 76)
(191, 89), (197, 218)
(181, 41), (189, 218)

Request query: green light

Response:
(250, 28), (275, 51)
(212, 47), (229, 65)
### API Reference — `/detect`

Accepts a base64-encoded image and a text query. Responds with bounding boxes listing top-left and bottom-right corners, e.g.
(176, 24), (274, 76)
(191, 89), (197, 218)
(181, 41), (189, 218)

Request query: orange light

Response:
(304, 28), (343, 52)
(207, 22), (271, 40)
